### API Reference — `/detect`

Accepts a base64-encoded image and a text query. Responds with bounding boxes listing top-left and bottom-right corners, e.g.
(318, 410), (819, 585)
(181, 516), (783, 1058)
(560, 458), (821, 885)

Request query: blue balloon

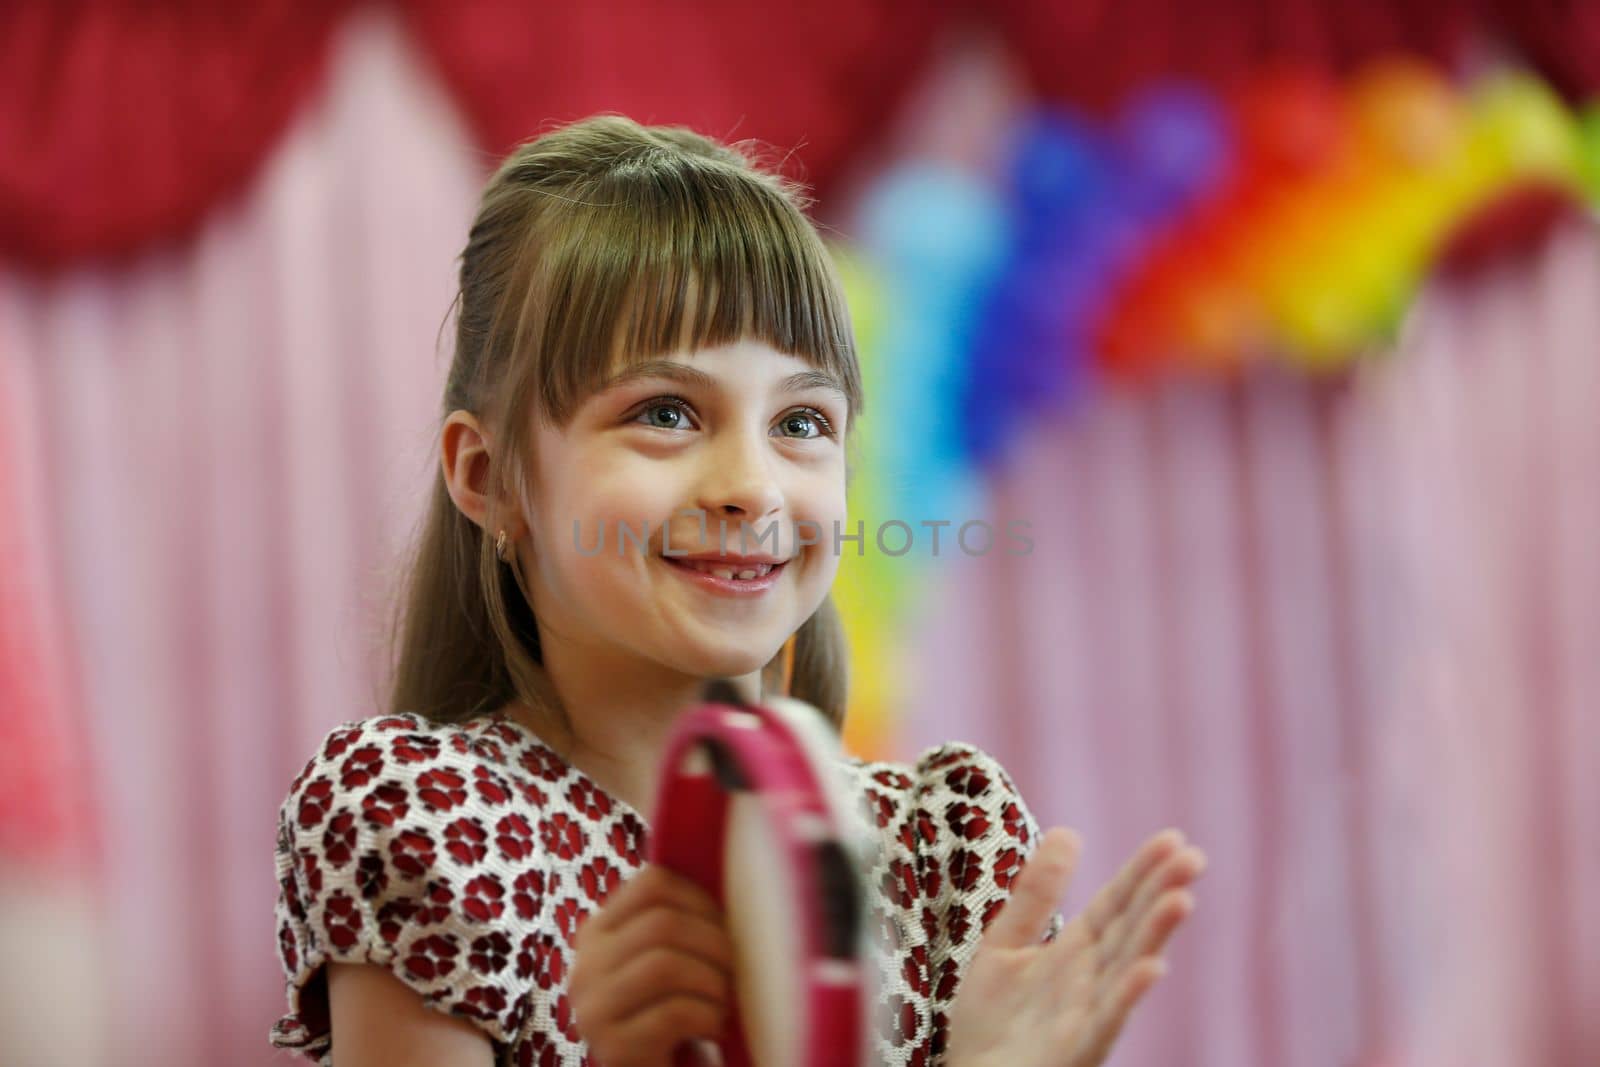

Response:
(854, 113), (1164, 475)
(853, 163), (1013, 533)
(1072, 206), (1150, 279)
(1005, 110), (1113, 246)
(855, 164), (1009, 298)
(959, 250), (1100, 465)
(871, 335), (957, 522)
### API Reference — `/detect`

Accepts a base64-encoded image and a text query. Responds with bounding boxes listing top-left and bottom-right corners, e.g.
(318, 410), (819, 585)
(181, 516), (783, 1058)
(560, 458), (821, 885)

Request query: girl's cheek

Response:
(571, 491), (681, 558)
(798, 471), (849, 527)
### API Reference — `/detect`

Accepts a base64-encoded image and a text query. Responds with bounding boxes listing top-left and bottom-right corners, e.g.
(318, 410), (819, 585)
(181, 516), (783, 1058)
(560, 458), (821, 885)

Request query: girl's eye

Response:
(634, 397), (695, 430)
(775, 408), (835, 440)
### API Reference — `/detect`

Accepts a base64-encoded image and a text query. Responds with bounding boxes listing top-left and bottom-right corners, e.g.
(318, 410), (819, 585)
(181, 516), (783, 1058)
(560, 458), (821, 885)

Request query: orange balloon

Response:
(1171, 273), (1266, 372)
(1347, 56), (1467, 173)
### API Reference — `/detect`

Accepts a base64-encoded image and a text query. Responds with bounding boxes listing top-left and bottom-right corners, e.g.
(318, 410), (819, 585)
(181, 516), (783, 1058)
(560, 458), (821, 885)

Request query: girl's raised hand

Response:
(569, 863), (735, 1067)
(944, 827), (1205, 1067)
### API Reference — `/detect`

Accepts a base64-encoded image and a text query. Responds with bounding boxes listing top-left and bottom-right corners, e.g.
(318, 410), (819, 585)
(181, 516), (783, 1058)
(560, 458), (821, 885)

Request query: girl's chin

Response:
(676, 650), (779, 682)
(653, 635), (786, 683)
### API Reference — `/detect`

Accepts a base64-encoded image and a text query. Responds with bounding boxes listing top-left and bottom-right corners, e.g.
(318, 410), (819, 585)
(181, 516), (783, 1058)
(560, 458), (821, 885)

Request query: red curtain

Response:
(986, 0), (1479, 113)
(398, 0), (951, 209)
(0, 0), (953, 271)
(0, 0), (1596, 271)
(1486, 0), (1600, 102)
(0, 1), (353, 271)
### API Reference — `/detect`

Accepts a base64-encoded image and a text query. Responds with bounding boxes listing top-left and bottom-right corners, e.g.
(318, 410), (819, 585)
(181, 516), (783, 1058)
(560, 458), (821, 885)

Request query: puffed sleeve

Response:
(268, 716), (538, 1064)
(912, 742), (1064, 1054)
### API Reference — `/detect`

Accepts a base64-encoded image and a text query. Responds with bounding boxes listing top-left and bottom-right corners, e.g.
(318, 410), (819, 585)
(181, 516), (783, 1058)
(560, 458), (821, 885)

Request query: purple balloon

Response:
(1117, 83), (1232, 218)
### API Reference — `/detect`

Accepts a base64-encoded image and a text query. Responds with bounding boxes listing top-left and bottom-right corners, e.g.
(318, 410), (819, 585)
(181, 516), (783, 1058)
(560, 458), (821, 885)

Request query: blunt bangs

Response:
(518, 152), (864, 426)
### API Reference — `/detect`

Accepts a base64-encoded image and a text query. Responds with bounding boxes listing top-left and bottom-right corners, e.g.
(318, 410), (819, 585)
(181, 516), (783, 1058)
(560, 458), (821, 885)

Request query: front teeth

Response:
(712, 567), (765, 580)
(682, 561), (774, 579)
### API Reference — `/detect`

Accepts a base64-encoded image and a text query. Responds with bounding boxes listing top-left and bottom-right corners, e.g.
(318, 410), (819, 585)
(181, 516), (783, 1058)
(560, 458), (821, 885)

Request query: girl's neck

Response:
(503, 645), (765, 819)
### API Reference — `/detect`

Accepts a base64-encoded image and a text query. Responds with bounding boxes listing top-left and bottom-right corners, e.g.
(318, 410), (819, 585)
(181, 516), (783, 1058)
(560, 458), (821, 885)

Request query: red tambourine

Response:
(647, 680), (879, 1067)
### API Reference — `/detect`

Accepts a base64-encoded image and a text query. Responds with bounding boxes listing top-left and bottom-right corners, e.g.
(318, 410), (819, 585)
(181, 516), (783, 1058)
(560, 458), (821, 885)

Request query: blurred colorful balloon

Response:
(1117, 82), (1234, 218)
(857, 163), (1011, 296)
(1348, 57), (1467, 172)
(1005, 111), (1113, 247)
(1235, 66), (1349, 177)
(1578, 103), (1600, 201)
(854, 164), (1008, 525)
(1467, 72), (1583, 187)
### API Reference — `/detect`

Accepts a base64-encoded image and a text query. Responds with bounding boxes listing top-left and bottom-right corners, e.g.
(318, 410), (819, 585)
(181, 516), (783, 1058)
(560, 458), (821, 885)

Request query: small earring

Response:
(494, 529), (509, 562)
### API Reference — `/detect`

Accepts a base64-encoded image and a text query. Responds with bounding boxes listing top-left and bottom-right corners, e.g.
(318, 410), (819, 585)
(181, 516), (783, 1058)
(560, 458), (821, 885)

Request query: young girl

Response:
(269, 114), (1205, 1067)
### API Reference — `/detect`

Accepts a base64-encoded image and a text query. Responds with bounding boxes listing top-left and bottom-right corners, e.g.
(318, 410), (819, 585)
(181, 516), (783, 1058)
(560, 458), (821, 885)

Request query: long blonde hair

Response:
(387, 115), (864, 749)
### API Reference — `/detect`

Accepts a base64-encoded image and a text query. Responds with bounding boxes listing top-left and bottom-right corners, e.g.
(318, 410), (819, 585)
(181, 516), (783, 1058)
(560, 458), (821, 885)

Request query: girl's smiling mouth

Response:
(659, 553), (789, 595)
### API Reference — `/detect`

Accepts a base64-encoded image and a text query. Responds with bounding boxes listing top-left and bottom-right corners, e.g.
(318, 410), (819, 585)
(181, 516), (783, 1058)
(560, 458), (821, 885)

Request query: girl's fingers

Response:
(576, 907), (735, 1008)
(1079, 829), (1185, 941)
(1128, 848), (1205, 926)
(981, 827), (1081, 951)
(1100, 846), (1206, 962)
(1046, 912), (1095, 960)
(618, 908), (737, 977)
(1105, 888), (1194, 981)
(1085, 957), (1167, 1062)
(597, 993), (727, 1066)
(577, 945), (730, 1037)
(580, 865), (721, 941)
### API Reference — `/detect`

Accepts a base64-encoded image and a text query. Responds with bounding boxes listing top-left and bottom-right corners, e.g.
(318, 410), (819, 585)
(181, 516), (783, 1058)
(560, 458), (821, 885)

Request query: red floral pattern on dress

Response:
(270, 712), (1060, 1066)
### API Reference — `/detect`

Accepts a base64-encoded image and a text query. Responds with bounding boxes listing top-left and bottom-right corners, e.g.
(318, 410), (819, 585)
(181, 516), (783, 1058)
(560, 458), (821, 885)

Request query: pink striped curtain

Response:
(0, 203), (106, 1066)
(0, 11), (482, 1062)
(902, 223), (1600, 1067)
(0, 259), (94, 878)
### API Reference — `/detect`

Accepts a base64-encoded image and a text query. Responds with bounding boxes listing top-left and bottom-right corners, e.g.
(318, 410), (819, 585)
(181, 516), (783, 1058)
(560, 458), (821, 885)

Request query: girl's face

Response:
(520, 338), (850, 682)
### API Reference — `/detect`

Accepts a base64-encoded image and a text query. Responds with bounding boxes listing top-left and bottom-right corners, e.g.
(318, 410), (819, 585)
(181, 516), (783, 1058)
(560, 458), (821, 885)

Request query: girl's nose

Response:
(696, 431), (784, 526)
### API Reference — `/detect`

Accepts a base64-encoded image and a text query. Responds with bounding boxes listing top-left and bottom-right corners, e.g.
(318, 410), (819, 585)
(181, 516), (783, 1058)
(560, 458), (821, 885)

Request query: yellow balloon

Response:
(1357, 178), (1441, 292)
(1468, 72), (1583, 185)
(828, 242), (887, 356)
(1266, 251), (1369, 370)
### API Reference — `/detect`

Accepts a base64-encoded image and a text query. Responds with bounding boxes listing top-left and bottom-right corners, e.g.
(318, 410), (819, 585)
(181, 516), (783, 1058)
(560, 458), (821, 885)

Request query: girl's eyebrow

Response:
(782, 369), (848, 400)
(601, 359), (717, 392)
(601, 359), (846, 399)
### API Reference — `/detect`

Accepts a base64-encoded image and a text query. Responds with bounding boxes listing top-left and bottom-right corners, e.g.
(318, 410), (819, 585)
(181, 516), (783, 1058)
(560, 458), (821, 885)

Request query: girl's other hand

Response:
(569, 863), (735, 1067)
(944, 827), (1205, 1067)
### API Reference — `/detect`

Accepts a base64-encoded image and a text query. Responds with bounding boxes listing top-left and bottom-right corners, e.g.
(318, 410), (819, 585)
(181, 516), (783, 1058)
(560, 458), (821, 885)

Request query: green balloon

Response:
(1578, 104), (1600, 203)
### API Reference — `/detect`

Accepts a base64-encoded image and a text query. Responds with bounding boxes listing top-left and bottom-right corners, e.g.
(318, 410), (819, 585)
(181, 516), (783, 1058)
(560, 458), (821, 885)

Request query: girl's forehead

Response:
(600, 337), (824, 385)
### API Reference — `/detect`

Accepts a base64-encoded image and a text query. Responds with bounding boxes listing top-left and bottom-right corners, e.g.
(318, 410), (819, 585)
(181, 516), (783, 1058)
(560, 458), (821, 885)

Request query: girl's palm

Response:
(944, 827), (1205, 1067)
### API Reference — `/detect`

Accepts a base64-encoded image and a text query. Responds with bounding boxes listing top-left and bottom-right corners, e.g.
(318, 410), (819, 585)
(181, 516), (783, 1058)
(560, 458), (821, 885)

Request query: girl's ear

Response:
(441, 410), (519, 535)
